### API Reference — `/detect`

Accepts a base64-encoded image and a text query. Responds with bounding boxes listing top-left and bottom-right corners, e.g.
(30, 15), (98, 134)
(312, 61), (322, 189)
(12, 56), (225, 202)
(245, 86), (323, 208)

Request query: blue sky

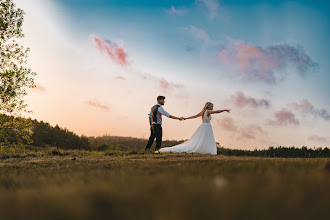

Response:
(54, 0), (329, 92)
(16, 0), (330, 149)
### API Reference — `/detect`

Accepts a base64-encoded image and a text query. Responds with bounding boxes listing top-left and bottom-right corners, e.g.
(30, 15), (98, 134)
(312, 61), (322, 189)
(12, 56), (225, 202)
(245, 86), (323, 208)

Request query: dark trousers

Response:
(145, 124), (162, 151)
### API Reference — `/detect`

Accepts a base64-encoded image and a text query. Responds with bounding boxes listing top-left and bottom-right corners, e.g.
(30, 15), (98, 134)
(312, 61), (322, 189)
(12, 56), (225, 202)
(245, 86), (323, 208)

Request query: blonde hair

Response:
(202, 102), (213, 120)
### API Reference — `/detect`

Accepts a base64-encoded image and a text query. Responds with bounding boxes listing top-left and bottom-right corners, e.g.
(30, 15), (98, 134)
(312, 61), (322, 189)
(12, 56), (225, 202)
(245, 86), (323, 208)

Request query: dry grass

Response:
(0, 153), (329, 220)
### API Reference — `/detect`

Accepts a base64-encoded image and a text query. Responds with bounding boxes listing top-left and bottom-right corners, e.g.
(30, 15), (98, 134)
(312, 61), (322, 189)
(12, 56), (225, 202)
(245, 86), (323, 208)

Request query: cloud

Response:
(270, 108), (299, 125)
(232, 91), (270, 108)
(92, 35), (128, 66)
(218, 39), (319, 84)
(187, 25), (215, 47)
(290, 99), (330, 120)
(240, 130), (255, 139)
(84, 100), (110, 111)
(308, 135), (330, 144)
(166, 5), (187, 16)
(198, 0), (219, 20)
(247, 124), (266, 134)
(159, 78), (184, 90)
(219, 116), (237, 131)
(92, 35), (185, 93)
(114, 76), (126, 80)
(239, 124), (266, 140)
(218, 117), (266, 140)
(131, 70), (184, 92)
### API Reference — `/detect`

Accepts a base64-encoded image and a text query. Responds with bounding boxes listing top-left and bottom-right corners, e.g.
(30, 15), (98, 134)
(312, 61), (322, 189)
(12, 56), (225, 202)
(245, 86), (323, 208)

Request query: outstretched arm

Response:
(183, 111), (203, 120)
(207, 109), (231, 116)
(169, 115), (184, 121)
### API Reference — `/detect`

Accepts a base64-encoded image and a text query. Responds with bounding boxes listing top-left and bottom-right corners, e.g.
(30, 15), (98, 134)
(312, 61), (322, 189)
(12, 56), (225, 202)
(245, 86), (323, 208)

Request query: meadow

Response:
(0, 149), (329, 220)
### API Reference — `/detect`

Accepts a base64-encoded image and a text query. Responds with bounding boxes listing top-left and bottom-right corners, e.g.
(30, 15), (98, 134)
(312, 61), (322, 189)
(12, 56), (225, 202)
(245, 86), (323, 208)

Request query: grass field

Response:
(0, 151), (329, 220)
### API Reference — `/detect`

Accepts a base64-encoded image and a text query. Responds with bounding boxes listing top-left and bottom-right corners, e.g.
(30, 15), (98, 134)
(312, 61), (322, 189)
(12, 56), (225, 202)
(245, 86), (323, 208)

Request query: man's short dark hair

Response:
(157, 96), (165, 101)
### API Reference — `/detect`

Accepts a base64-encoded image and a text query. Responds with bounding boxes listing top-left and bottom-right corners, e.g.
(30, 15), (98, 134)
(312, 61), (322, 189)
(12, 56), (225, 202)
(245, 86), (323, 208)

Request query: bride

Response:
(156, 102), (230, 155)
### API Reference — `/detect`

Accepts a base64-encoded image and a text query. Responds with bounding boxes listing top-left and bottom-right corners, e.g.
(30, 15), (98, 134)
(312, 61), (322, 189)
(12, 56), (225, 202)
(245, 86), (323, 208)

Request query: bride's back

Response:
(202, 110), (211, 123)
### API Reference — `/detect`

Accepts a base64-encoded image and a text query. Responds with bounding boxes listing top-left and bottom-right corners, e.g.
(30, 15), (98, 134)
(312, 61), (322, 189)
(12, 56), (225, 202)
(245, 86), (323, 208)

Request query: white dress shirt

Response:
(148, 104), (170, 125)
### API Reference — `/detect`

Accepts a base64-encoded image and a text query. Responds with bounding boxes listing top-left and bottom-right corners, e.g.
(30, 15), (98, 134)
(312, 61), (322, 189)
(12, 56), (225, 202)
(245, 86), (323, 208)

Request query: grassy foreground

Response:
(0, 152), (329, 220)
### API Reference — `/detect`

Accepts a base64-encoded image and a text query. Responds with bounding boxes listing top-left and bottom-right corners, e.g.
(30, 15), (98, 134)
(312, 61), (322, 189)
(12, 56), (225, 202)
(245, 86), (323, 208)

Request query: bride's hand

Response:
(226, 109), (231, 113)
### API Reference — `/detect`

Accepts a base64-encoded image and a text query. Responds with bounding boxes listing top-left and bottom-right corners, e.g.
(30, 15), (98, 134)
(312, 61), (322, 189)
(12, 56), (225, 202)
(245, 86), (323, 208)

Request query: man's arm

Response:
(158, 107), (183, 121)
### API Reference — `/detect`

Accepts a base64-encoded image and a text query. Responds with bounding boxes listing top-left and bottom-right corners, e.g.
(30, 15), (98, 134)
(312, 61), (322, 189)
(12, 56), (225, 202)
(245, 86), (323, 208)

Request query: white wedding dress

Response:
(158, 110), (217, 155)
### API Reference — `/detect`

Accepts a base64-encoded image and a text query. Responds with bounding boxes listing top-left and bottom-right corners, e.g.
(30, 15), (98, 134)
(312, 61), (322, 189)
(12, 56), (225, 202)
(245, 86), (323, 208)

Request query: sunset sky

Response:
(16, 0), (329, 149)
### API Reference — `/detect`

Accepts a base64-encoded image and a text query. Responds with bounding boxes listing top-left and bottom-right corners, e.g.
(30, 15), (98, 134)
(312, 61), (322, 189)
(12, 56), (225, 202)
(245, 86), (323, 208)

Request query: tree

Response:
(0, 0), (36, 146)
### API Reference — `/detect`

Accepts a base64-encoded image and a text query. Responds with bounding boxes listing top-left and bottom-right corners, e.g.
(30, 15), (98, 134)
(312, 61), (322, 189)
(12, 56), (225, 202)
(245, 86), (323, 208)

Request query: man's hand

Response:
(179, 117), (184, 121)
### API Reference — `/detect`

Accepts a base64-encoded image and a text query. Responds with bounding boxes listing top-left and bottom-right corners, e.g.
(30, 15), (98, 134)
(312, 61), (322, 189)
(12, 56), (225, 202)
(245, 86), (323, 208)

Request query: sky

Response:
(14, 0), (330, 149)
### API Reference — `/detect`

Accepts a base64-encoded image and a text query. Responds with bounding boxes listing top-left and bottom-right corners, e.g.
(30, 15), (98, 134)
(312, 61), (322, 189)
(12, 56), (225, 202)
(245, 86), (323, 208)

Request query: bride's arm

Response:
(207, 109), (231, 116)
(184, 111), (203, 120)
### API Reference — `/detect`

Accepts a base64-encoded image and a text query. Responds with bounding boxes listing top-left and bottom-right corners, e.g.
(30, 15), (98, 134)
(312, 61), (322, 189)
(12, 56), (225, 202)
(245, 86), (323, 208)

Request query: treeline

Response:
(217, 146), (330, 158)
(1, 114), (329, 157)
(32, 120), (90, 150)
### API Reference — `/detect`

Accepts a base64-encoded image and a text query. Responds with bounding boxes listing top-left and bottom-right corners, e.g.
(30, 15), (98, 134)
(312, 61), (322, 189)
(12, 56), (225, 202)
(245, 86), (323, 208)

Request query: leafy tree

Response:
(0, 0), (36, 146)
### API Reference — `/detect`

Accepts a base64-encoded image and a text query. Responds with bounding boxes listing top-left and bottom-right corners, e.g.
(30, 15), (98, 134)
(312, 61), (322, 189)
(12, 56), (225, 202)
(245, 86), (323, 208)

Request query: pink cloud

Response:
(219, 116), (237, 131)
(159, 78), (184, 91)
(84, 100), (110, 111)
(247, 124), (265, 134)
(159, 78), (169, 90)
(291, 99), (314, 112)
(92, 35), (128, 66)
(92, 35), (184, 93)
(218, 117), (266, 140)
(271, 108), (299, 125)
(240, 130), (255, 139)
(218, 40), (318, 84)
(232, 91), (270, 108)
(290, 99), (330, 120)
(114, 76), (126, 80)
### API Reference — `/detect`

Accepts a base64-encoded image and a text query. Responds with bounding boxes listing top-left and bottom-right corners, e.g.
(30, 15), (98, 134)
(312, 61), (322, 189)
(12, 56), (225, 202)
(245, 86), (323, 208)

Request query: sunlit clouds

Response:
(271, 108), (299, 126)
(92, 35), (128, 66)
(218, 40), (319, 84)
(290, 99), (330, 120)
(84, 99), (110, 111)
(231, 91), (270, 108)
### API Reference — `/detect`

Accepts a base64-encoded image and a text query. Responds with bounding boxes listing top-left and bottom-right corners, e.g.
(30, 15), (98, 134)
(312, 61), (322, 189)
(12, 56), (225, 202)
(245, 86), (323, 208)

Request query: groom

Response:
(145, 96), (183, 151)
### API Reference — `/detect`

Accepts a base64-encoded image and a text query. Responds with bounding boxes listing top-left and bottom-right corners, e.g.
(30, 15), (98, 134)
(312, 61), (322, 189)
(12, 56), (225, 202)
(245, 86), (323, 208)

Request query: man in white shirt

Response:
(145, 96), (183, 151)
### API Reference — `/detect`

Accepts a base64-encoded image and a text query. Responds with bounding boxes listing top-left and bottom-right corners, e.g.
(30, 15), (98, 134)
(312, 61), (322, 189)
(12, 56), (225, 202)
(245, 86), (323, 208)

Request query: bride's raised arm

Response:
(183, 111), (203, 120)
(207, 109), (231, 116)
